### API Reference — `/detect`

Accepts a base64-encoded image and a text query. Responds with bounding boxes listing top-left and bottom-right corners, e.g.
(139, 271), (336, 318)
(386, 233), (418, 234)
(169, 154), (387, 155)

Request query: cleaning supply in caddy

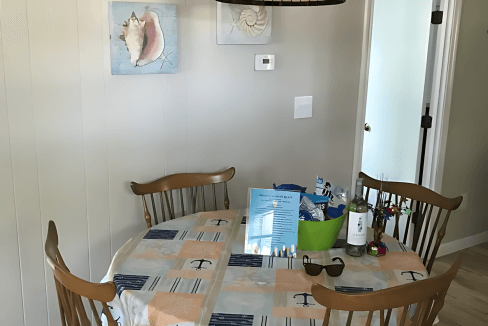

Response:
(328, 185), (349, 218)
(314, 176), (349, 219)
(299, 193), (329, 221)
(314, 176), (333, 202)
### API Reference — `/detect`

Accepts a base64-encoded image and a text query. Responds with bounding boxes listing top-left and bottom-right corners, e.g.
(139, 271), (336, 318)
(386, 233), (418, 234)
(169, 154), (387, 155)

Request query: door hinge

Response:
(421, 113), (432, 129)
(432, 10), (443, 24)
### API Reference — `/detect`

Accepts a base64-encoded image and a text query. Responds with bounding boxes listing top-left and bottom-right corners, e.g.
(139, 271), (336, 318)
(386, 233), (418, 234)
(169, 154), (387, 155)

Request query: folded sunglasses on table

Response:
(302, 255), (345, 277)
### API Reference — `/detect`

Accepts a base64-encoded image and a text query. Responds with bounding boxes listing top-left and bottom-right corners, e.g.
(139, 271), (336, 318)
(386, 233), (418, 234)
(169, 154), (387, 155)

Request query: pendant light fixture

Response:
(215, 0), (345, 6)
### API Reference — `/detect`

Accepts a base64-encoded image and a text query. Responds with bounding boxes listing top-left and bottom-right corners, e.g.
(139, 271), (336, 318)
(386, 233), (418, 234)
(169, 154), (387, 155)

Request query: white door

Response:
(361, 0), (438, 185)
(361, 0), (445, 239)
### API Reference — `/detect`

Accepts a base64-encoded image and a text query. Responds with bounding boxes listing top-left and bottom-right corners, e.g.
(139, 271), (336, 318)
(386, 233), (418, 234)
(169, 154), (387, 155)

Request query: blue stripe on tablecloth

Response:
(113, 274), (149, 296)
(179, 230), (188, 240)
(228, 254), (263, 267)
(169, 277), (181, 293)
(143, 230), (178, 240)
(148, 276), (161, 291)
(196, 231), (204, 241)
(335, 286), (373, 293)
(191, 279), (202, 294)
(399, 241), (407, 252)
(209, 313), (254, 326)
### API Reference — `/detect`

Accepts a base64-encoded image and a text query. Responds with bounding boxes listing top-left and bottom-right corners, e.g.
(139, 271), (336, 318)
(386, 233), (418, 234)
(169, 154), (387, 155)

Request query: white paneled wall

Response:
(0, 12), (25, 326)
(1, 0), (50, 325)
(0, 1), (365, 325)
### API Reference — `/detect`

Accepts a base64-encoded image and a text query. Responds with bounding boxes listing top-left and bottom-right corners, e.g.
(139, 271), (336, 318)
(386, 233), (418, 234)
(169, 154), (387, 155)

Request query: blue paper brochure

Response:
(245, 188), (300, 257)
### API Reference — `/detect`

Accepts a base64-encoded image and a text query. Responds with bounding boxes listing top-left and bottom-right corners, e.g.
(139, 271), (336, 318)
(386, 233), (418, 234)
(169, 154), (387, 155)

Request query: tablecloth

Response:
(101, 209), (427, 326)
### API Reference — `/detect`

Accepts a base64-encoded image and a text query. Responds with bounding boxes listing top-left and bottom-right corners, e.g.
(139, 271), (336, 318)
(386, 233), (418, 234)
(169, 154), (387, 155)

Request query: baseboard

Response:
(437, 230), (488, 257)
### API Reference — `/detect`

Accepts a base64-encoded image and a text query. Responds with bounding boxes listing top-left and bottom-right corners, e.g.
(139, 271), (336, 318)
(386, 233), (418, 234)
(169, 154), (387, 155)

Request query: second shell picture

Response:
(217, 4), (272, 45)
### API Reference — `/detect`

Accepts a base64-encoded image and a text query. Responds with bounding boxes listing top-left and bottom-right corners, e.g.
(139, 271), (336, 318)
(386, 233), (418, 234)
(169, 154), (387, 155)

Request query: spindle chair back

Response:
(312, 254), (462, 326)
(359, 172), (462, 274)
(45, 221), (118, 326)
(130, 167), (235, 228)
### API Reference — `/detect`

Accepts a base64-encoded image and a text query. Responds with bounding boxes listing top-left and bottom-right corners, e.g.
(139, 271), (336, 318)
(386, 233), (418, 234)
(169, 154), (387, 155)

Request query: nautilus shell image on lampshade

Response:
(217, 3), (272, 45)
(109, 2), (178, 75)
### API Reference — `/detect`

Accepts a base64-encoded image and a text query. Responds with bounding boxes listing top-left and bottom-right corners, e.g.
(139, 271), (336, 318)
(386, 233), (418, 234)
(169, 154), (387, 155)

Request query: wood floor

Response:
(430, 242), (488, 326)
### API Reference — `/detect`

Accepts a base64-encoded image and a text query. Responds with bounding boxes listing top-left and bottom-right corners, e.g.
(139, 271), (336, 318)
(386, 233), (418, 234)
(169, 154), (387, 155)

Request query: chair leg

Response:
(322, 308), (331, 326)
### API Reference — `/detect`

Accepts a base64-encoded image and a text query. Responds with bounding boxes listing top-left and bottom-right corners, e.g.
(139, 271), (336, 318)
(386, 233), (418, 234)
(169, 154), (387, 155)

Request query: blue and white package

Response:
(328, 204), (347, 219)
(273, 183), (307, 193)
(314, 176), (324, 195)
(314, 176), (334, 205)
(327, 186), (348, 218)
(299, 196), (322, 221)
(299, 193), (329, 221)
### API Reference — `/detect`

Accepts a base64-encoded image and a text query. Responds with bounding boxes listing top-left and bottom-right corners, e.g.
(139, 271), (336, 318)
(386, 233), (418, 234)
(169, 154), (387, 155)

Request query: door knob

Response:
(364, 123), (371, 132)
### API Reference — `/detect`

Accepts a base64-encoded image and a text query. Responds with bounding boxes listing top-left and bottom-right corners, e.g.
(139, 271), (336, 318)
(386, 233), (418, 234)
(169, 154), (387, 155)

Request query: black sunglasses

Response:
(302, 255), (345, 277)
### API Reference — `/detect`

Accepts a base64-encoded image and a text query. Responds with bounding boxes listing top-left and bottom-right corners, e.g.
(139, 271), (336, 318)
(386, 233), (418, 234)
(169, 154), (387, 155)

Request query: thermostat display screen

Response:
(263, 59), (270, 64)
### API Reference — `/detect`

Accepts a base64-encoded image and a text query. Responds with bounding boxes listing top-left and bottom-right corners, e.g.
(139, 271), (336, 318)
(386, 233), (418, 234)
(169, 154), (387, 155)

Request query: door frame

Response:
(352, 0), (464, 195)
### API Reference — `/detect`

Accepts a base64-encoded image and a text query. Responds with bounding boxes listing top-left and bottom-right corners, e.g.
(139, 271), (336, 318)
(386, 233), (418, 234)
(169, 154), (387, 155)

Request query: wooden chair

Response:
(130, 167), (236, 228)
(45, 221), (118, 326)
(359, 172), (462, 274)
(312, 254), (462, 326)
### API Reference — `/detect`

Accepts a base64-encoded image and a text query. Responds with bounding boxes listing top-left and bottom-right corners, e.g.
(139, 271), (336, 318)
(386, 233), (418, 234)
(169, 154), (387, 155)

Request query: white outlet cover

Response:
(294, 96), (313, 119)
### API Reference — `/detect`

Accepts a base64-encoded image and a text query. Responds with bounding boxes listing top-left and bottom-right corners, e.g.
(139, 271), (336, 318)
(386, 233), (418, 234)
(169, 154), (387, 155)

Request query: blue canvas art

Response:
(109, 1), (177, 74)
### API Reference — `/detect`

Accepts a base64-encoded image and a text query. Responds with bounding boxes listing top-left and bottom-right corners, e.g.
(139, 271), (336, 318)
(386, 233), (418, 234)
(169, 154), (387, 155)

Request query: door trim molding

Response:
(352, 0), (464, 195)
(429, 0), (463, 194)
(351, 0), (374, 195)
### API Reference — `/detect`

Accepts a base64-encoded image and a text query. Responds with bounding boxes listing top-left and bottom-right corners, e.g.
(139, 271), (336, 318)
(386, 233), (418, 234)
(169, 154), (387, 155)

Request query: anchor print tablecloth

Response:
(101, 210), (427, 326)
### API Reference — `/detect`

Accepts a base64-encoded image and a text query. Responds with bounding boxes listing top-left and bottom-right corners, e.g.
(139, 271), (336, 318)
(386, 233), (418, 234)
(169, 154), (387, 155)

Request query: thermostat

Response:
(255, 54), (275, 71)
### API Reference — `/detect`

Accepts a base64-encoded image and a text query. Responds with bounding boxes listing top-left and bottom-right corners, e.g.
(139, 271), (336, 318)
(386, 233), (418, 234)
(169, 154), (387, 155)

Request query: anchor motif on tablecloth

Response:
(106, 305), (122, 326)
(191, 259), (212, 270)
(211, 219), (228, 226)
(293, 293), (315, 307)
(401, 271), (424, 281)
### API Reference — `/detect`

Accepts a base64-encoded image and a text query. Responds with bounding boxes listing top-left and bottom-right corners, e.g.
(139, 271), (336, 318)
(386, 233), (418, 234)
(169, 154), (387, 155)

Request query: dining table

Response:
(100, 209), (428, 326)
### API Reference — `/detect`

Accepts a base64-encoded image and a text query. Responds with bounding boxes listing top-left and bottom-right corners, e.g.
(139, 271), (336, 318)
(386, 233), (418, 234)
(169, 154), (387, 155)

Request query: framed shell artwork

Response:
(217, 3), (272, 45)
(109, 1), (177, 74)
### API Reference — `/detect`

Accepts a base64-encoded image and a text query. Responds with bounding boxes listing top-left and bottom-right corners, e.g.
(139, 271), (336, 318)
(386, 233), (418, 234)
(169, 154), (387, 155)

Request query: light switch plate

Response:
(294, 96), (313, 119)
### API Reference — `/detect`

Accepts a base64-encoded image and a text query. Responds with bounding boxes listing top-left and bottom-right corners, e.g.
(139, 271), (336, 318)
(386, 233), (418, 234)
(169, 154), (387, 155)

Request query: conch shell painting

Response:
(109, 2), (177, 74)
(217, 3), (272, 45)
(120, 11), (164, 67)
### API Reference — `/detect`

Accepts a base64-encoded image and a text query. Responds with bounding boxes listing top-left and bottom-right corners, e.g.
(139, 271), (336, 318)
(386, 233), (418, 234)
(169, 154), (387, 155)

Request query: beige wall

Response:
(441, 0), (488, 243)
(0, 1), (365, 325)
